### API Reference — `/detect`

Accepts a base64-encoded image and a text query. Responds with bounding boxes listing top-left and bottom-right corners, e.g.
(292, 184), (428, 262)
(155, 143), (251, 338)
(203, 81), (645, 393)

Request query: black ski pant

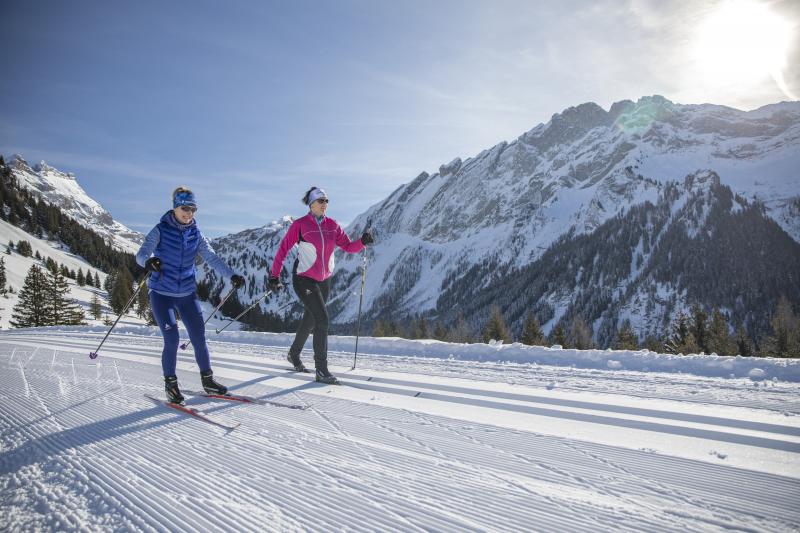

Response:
(288, 274), (332, 370)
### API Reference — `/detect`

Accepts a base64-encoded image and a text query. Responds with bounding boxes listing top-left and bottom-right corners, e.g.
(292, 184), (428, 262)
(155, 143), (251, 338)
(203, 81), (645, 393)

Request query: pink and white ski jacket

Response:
(271, 213), (365, 282)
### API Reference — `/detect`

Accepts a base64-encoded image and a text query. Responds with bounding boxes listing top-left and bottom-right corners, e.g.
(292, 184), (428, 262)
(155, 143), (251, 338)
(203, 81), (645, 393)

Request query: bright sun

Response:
(693, 0), (794, 98)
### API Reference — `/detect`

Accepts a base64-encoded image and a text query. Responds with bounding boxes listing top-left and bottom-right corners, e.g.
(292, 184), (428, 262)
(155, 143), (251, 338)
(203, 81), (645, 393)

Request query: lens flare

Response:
(692, 0), (794, 99)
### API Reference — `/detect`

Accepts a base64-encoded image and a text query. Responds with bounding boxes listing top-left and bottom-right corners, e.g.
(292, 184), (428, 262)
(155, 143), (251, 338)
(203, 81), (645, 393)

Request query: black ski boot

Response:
(164, 375), (184, 404)
(287, 353), (309, 373)
(201, 370), (228, 395)
(315, 364), (340, 385)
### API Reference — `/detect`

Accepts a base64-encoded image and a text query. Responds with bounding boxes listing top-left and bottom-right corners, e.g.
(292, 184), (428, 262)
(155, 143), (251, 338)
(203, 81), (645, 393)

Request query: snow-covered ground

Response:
(0, 218), (113, 330)
(1, 327), (798, 531)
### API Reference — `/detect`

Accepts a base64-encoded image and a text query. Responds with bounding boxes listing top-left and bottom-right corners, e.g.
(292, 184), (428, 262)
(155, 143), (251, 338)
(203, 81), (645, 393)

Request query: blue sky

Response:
(1, 0), (797, 236)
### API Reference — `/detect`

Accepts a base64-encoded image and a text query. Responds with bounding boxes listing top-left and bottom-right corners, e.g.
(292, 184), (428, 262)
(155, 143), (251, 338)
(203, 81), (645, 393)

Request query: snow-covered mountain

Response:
(335, 96), (799, 317)
(5, 154), (143, 253)
(199, 96), (800, 343)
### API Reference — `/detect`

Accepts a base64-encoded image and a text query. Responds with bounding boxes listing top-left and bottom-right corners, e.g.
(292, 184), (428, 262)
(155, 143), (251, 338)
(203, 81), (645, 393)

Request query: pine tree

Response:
(482, 305), (512, 343)
(520, 311), (544, 346)
(666, 312), (700, 354)
(0, 257), (6, 295)
(10, 265), (50, 327)
(643, 334), (664, 353)
(90, 293), (103, 320)
(48, 270), (85, 325)
(569, 315), (594, 350)
(93, 272), (100, 288)
(446, 315), (475, 343)
(417, 316), (430, 340)
(549, 324), (568, 348)
(383, 320), (403, 337)
(706, 308), (733, 355)
(104, 270), (115, 293)
(689, 304), (709, 354)
(16, 240), (32, 257)
(407, 318), (421, 339)
(136, 282), (150, 318)
(372, 319), (387, 337)
(734, 321), (754, 357)
(45, 257), (58, 274)
(109, 268), (134, 315)
(761, 296), (799, 357)
(433, 321), (447, 341)
(614, 319), (639, 350)
(76, 268), (85, 286)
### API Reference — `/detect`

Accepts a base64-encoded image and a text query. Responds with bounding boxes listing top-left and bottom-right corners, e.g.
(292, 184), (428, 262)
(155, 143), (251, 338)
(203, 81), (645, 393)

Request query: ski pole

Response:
(180, 285), (238, 350)
(89, 273), (150, 359)
(215, 290), (272, 334)
(351, 220), (372, 370)
(215, 293), (296, 335)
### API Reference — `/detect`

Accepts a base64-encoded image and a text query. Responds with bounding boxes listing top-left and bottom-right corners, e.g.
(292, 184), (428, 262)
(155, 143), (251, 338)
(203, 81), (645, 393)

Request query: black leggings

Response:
(289, 274), (332, 369)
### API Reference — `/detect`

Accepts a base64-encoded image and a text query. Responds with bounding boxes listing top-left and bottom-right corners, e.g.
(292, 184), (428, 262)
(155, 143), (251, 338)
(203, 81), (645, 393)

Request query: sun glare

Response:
(693, 0), (794, 98)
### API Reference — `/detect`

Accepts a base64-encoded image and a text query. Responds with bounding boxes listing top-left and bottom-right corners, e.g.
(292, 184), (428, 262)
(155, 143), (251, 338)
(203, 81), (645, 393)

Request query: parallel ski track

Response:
(5, 331), (799, 415)
(5, 336), (798, 455)
(2, 342), (800, 531)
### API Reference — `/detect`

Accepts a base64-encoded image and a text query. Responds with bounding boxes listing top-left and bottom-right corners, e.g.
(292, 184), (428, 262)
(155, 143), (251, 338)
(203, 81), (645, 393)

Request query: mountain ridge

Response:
(195, 95), (799, 346)
(5, 154), (143, 253)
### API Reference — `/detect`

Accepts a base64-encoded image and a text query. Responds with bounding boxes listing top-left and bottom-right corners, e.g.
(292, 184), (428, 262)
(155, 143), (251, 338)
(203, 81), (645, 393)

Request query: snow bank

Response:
(13, 325), (800, 382)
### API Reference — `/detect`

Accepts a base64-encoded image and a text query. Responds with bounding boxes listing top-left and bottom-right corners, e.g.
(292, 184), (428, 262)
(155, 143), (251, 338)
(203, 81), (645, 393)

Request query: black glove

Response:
(231, 274), (245, 289)
(361, 230), (374, 246)
(268, 275), (283, 292)
(145, 257), (162, 273)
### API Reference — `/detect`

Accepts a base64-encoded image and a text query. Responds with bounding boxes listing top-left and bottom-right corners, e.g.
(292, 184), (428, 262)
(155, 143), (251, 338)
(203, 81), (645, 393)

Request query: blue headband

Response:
(173, 191), (197, 208)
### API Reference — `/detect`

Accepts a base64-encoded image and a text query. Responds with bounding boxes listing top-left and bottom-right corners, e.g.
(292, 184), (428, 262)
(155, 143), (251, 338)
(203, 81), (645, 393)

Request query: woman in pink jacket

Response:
(269, 187), (373, 384)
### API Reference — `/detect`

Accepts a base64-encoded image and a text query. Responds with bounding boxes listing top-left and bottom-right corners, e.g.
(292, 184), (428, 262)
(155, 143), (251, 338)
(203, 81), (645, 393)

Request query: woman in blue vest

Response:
(136, 187), (245, 403)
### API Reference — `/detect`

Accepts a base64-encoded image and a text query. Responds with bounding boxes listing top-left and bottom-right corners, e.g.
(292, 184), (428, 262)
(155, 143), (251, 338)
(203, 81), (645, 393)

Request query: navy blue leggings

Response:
(149, 291), (211, 377)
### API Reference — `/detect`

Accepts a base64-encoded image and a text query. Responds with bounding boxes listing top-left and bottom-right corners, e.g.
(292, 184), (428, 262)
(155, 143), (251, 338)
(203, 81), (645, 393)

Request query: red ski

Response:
(183, 391), (308, 410)
(145, 394), (240, 431)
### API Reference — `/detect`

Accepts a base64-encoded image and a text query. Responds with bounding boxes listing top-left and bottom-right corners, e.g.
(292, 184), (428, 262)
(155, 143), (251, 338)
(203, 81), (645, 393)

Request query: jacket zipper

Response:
(179, 226), (186, 292)
(315, 215), (325, 278)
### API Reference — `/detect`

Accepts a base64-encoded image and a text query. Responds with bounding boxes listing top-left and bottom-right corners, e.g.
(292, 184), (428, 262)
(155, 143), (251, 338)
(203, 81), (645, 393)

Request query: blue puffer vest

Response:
(148, 211), (201, 295)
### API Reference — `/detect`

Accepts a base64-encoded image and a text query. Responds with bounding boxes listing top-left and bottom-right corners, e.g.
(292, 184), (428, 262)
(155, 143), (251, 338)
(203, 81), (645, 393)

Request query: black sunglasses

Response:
(179, 205), (197, 213)
(316, 198), (329, 204)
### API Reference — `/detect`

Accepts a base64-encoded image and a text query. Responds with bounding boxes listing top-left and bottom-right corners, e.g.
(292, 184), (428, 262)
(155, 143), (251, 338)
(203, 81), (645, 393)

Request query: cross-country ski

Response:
(144, 394), (240, 432)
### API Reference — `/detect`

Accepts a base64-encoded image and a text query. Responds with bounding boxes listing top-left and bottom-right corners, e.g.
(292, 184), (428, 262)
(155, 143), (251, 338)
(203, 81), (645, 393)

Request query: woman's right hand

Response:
(145, 257), (162, 273)
(268, 276), (283, 292)
(361, 231), (374, 246)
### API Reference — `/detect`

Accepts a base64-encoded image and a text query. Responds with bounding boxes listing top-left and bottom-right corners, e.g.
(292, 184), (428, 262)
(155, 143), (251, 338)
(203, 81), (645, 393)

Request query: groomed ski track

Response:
(1, 330), (799, 532)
